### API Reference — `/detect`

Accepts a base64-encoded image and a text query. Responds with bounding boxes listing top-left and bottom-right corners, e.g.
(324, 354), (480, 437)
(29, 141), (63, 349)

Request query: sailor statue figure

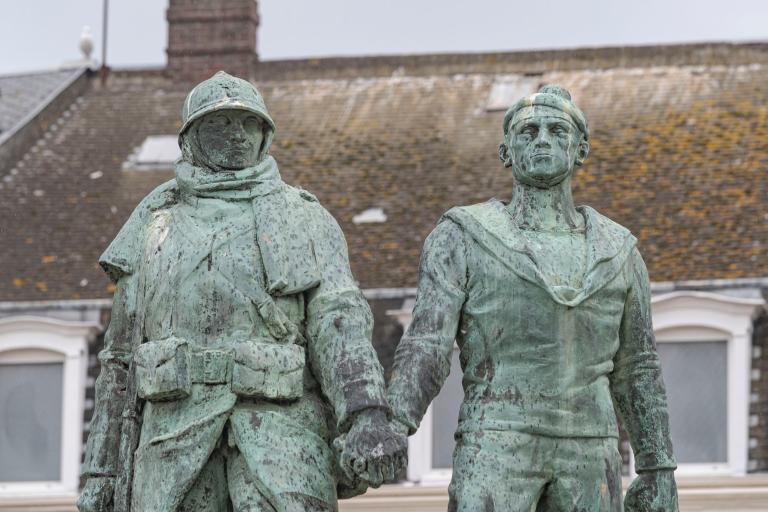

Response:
(386, 85), (679, 512)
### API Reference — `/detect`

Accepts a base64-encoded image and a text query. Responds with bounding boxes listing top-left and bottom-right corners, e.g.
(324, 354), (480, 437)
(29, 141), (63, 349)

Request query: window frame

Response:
(0, 316), (99, 498)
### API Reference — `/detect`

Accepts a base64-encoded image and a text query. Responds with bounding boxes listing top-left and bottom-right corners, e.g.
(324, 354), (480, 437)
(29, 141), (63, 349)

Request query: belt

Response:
(188, 349), (232, 384)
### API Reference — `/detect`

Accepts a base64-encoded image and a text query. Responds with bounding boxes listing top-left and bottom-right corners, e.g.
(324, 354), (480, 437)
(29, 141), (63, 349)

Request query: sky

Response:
(0, 0), (765, 74)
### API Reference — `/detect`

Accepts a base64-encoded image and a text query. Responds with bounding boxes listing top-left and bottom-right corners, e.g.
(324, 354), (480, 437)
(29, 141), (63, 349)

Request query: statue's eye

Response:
(207, 115), (229, 126)
(244, 117), (262, 132)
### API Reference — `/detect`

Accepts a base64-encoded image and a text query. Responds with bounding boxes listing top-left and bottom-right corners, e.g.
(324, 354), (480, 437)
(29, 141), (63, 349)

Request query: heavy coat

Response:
(82, 176), (387, 511)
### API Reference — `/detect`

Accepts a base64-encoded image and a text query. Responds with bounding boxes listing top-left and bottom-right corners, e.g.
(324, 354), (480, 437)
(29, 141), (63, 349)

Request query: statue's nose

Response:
(533, 128), (553, 148)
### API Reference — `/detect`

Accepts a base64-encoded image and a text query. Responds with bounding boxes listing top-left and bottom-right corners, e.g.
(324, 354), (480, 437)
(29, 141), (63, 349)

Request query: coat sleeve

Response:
(304, 205), (388, 432)
(610, 248), (677, 473)
(387, 219), (468, 434)
(81, 272), (138, 477)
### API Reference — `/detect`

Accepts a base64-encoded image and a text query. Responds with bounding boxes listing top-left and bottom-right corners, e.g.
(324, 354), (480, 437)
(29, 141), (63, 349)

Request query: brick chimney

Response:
(166, 0), (259, 82)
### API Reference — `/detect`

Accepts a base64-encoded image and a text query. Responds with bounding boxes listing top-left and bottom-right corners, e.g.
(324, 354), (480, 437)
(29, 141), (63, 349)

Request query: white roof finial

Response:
(80, 26), (94, 60)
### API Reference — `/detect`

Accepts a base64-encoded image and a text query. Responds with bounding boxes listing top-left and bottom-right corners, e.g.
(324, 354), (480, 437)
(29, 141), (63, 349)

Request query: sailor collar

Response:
(442, 199), (637, 307)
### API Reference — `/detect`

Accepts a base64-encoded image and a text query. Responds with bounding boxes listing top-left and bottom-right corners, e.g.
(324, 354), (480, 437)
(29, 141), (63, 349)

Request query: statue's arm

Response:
(610, 248), (676, 472)
(304, 207), (388, 431)
(387, 219), (468, 435)
(82, 273), (137, 478)
(304, 205), (407, 488)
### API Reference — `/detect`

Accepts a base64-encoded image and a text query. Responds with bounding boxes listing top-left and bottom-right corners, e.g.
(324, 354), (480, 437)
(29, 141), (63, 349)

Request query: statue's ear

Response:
(498, 141), (513, 168)
(575, 139), (590, 167)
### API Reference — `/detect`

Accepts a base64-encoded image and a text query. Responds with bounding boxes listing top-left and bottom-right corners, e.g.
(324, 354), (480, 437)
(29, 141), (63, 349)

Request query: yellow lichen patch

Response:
(381, 241), (400, 250)
(106, 282), (117, 294)
(35, 281), (48, 292)
(41, 255), (57, 264)
(12, 278), (26, 288)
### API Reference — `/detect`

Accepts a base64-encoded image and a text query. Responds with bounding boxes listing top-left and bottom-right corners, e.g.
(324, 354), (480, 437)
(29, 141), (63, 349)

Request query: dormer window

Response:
(123, 135), (180, 171)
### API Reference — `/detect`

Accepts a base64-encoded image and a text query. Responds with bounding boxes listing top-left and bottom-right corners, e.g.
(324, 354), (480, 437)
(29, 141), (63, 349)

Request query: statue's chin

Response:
(203, 156), (257, 171)
(514, 168), (571, 189)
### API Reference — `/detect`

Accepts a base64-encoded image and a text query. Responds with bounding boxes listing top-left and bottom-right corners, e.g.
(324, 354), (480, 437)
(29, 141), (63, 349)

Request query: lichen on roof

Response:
(0, 45), (766, 301)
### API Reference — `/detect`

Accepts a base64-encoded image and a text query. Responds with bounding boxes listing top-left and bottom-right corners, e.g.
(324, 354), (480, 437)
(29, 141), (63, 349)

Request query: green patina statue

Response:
(77, 72), (406, 512)
(386, 85), (679, 511)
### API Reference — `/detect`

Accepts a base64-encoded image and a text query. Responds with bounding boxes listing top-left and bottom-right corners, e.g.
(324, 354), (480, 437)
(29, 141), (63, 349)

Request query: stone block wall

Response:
(749, 308), (768, 472)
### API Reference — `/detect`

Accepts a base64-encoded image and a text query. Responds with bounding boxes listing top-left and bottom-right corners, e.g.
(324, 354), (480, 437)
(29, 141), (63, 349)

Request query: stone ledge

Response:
(339, 476), (768, 512)
(4, 476), (767, 512)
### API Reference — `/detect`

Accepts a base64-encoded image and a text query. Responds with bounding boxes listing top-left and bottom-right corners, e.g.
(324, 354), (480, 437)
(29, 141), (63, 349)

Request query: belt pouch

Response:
(135, 337), (190, 401)
(231, 340), (305, 401)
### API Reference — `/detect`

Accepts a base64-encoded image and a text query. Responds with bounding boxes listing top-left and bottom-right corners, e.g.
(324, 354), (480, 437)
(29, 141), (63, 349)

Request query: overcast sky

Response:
(0, 0), (765, 74)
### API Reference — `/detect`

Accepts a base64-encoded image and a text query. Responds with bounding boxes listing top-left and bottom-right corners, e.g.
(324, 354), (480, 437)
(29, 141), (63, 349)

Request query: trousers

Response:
(448, 430), (623, 512)
(178, 439), (274, 512)
(131, 386), (338, 512)
(178, 432), (334, 512)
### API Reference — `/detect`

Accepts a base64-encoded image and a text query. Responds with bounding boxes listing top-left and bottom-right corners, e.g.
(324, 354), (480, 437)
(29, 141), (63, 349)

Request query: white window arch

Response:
(0, 316), (99, 497)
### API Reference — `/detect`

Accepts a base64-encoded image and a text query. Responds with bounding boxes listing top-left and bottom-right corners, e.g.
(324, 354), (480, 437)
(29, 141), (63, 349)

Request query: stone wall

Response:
(749, 307), (768, 472)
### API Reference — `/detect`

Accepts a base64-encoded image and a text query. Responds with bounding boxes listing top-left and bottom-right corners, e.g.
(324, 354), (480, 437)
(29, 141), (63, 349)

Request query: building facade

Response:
(0, 1), (767, 509)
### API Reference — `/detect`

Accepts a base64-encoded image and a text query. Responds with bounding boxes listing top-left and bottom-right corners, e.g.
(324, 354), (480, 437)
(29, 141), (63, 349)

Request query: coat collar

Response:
(442, 199), (637, 307)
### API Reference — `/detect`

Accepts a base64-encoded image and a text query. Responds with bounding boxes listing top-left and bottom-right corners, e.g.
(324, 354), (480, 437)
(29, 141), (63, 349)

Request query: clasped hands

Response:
(337, 408), (408, 488)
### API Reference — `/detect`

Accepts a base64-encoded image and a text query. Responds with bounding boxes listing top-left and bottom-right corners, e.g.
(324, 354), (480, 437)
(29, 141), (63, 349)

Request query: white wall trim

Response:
(0, 316), (100, 498)
(650, 291), (764, 476)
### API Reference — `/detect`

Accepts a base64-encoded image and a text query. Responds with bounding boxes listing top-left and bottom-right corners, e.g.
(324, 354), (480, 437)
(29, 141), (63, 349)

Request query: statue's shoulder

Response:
(138, 179), (180, 212)
(580, 205), (634, 241)
(296, 186), (320, 204)
(282, 184), (319, 205)
(460, 199), (502, 213)
(441, 198), (508, 235)
(283, 184), (336, 224)
(99, 179), (180, 282)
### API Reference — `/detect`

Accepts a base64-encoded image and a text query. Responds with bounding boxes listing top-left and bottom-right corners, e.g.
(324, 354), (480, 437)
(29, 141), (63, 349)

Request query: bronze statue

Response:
(78, 72), (406, 512)
(386, 85), (679, 511)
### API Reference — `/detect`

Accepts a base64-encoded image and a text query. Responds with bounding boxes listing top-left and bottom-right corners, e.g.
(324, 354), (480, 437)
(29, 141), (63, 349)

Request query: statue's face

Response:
(195, 110), (265, 170)
(507, 106), (585, 188)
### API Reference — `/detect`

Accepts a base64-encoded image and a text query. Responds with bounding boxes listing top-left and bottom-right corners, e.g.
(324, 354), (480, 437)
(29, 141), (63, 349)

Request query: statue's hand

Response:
(624, 470), (678, 512)
(77, 476), (114, 512)
(339, 408), (408, 488)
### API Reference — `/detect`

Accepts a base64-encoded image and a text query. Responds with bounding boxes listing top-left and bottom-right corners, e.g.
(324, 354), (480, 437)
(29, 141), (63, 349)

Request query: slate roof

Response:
(0, 43), (767, 302)
(0, 69), (82, 138)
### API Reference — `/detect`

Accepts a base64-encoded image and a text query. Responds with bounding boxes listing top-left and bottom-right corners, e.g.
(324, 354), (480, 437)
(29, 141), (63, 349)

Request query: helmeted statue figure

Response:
(386, 85), (679, 511)
(78, 71), (406, 512)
